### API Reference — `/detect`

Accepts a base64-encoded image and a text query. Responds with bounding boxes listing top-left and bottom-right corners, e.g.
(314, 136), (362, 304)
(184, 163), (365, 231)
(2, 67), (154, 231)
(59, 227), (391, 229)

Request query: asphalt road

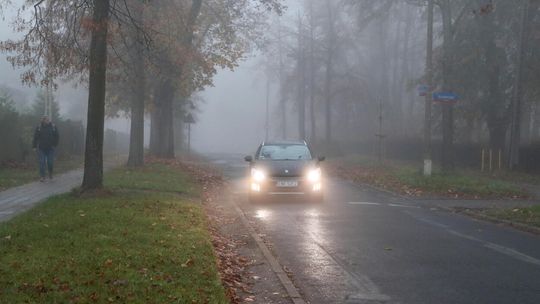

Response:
(210, 154), (540, 304)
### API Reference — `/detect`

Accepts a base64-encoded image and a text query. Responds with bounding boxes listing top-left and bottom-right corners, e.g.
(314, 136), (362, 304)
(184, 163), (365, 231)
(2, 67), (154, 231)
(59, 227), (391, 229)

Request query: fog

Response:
(1, 0), (540, 172)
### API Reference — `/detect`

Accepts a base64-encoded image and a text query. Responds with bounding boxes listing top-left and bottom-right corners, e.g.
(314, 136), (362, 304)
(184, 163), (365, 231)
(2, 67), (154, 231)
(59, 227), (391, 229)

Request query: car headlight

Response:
(307, 168), (321, 183)
(251, 168), (266, 182)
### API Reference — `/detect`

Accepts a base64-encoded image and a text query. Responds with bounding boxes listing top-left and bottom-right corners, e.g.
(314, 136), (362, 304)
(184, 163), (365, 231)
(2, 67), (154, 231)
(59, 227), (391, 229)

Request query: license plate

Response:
(276, 180), (298, 187)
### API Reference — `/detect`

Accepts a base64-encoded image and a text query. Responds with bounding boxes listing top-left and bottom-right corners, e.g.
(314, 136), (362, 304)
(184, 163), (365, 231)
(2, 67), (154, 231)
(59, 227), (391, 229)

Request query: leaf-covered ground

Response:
(0, 161), (229, 303)
(326, 155), (528, 199)
(147, 157), (256, 304)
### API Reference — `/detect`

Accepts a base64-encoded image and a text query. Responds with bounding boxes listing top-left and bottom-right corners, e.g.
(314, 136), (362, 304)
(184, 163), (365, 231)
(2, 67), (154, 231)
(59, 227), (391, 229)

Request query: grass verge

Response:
(483, 206), (540, 229)
(0, 156), (83, 191)
(0, 162), (228, 303)
(327, 155), (527, 199)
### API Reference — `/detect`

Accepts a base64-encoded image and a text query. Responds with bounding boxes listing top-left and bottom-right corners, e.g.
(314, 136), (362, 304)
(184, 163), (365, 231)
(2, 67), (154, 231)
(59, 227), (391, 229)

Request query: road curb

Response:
(231, 201), (307, 304)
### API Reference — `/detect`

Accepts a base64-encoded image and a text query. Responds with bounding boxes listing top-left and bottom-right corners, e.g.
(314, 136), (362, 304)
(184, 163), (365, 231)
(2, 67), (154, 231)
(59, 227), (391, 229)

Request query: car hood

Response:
(254, 160), (317, 177)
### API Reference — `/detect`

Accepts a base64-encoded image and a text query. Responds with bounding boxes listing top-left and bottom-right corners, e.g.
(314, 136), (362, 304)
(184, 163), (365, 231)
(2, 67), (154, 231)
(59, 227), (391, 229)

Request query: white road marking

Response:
(0, 211), (13, 215)
(388, 203), (420, 208)
(407, 211), (540, 267)
(348, 202), (381, 205)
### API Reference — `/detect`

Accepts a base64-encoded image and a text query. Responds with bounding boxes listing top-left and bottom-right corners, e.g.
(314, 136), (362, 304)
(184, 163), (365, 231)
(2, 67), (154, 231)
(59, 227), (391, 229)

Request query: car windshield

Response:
(258, 145), (312, 160)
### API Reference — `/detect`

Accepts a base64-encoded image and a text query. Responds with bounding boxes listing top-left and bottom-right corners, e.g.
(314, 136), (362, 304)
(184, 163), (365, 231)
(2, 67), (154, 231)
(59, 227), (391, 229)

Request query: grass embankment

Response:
(328, 155), (527, 199)
(483, 206), (540, 229)
(0, 156), (83, 191)
(0, 162), (228, 303)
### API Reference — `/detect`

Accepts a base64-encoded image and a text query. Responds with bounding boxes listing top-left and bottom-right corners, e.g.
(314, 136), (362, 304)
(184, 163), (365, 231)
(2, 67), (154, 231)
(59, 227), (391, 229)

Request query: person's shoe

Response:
(40, 177), (45, 182)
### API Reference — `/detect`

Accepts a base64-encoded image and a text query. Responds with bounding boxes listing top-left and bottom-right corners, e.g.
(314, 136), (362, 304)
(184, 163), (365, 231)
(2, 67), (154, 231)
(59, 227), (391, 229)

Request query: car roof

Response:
(262, 140), (307, 146)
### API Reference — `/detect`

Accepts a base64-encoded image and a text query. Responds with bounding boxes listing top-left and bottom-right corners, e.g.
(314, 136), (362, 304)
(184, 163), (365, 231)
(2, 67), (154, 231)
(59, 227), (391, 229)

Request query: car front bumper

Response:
(249, 176), (322, 196)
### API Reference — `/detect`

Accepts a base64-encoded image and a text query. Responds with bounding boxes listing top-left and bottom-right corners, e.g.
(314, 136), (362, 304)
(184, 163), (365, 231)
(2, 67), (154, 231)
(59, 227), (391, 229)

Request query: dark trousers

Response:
(38, 148), (55, 178)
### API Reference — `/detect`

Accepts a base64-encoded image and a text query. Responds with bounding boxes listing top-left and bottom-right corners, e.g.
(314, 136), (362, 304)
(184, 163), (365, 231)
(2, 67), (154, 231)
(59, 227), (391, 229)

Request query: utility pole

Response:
(509, 0), (530, 170)
(423, 0), (434, 176)
(376, 99), (386, 165)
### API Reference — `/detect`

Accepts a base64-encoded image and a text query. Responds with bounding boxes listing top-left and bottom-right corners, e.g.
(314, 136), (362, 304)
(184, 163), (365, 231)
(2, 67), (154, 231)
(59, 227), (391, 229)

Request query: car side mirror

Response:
(318, 156), (326, 162)
(244, 155), (253, 162)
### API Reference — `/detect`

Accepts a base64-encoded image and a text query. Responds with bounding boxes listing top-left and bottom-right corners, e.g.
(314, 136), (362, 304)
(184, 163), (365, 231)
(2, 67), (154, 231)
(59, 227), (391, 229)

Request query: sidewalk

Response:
(0, 158), (124, 222)
(0, 169), (83, 222)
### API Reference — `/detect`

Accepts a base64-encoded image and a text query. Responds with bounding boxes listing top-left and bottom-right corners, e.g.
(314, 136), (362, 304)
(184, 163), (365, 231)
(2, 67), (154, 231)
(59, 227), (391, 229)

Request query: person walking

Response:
(33, 116), (59, 182)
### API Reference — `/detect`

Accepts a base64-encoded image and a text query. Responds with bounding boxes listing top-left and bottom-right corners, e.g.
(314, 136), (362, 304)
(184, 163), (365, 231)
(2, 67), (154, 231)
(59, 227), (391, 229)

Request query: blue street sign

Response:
(433, 92), (459, 102)
(417, 85), (429, 97)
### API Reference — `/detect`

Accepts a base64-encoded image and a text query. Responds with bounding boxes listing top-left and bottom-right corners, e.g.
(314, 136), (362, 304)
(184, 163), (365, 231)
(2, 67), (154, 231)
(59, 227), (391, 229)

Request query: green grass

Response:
(0, 164), (228, 303)
(485, 206), (540, 228)
(329, 154), (527, 198)
(0, 157), (83, 191)
(105, 163), (199, 195)
(396, 167), (525, 198)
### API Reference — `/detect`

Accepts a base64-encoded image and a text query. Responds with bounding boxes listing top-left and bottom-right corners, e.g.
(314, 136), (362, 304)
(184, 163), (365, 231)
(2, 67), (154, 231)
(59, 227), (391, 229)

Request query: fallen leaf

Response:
(181, 259), (193, 268)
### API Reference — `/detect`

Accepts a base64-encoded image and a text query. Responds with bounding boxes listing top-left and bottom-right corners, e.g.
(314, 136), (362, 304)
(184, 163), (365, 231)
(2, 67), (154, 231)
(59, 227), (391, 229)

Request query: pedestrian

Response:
(33, 116), (59, 182)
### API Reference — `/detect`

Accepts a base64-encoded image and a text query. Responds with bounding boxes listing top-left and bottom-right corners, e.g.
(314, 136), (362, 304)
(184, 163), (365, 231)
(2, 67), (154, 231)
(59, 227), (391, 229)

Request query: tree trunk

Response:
(508, 0), (530, 169)
(324, 0), (334, 143)
(487, 120), (507, 151)
(150, 79), (175, 158)
(308, 1), (316, 142)
(127, 6), (146, 167)
(127, 70), (145, 167)
(82, 0), (110, 191)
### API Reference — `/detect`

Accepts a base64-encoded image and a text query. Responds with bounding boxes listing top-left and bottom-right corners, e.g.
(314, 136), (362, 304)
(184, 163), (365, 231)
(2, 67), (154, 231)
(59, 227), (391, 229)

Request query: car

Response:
(244, 140), (325, 203)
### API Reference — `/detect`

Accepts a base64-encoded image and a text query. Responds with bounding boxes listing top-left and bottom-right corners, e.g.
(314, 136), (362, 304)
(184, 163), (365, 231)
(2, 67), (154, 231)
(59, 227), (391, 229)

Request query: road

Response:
(210, 154), (540, 304)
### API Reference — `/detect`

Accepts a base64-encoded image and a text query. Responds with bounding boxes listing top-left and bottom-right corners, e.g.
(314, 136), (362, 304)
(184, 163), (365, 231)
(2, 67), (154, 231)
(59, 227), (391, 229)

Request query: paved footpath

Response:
(0, 159), (124, 222)
(0, 169), (83, 222)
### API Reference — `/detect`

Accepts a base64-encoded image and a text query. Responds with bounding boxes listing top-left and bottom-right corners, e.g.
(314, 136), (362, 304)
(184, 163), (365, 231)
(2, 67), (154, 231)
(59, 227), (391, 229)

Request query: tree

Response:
(0, 0), (150, 190)
(81, 0), (111, 190)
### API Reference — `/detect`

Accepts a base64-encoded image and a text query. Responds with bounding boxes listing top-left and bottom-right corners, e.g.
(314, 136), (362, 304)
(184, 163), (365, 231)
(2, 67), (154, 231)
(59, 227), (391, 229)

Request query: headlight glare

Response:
(251, 168), (266, 182)
(307, 168), (322, 182)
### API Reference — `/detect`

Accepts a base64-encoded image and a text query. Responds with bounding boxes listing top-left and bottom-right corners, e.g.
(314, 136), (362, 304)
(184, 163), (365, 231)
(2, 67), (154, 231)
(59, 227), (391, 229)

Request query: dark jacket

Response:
(33, 122), (59, 151)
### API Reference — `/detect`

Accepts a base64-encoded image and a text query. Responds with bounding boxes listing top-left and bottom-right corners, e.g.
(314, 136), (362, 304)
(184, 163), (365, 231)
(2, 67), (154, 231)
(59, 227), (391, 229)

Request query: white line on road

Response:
(388, 203), (420, 208)
(407, 211), (540, 267)
(348, 202), (381, 205)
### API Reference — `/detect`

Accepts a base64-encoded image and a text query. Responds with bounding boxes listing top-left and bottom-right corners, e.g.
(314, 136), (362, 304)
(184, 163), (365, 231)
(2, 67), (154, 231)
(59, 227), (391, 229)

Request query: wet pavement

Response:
(0, 158), (123, 222)
(211, 154), (540, 304)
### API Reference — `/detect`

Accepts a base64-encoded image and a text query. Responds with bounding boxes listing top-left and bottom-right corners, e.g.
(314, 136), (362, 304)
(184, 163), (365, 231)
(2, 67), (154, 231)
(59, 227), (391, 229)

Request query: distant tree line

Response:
(262, 0), (540, 171)
(0, 88), (84, 164)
